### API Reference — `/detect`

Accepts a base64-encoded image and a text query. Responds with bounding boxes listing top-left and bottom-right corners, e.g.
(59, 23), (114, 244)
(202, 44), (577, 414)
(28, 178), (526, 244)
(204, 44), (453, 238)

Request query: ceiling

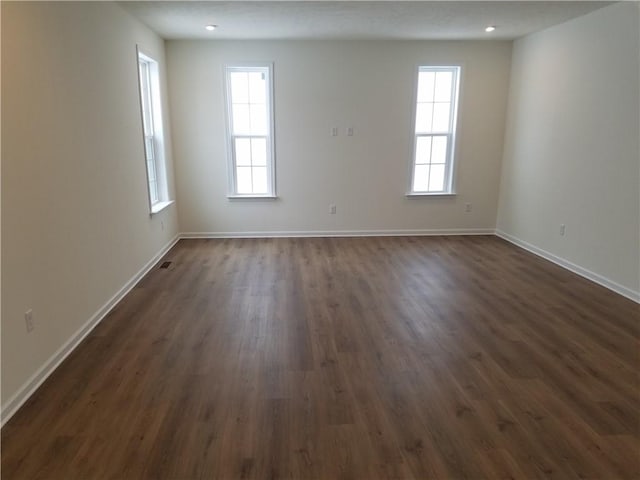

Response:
(119, 1), (612, 41)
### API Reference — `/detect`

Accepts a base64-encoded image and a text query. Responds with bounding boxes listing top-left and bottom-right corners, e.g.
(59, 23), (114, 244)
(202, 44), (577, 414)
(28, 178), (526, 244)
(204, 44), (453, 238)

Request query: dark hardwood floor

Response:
(2, 236), (639, 479)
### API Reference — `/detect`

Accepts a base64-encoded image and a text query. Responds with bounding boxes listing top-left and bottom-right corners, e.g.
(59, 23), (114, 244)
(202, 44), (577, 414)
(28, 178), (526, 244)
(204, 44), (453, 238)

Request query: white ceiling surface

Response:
(119, 1), (612, 40)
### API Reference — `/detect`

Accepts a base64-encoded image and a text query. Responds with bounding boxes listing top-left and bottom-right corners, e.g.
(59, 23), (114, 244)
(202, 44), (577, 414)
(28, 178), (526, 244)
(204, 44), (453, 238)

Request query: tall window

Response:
(410, 66), (461, 194)
(224, 64), (275, 197)
(137, 49), (170, 213)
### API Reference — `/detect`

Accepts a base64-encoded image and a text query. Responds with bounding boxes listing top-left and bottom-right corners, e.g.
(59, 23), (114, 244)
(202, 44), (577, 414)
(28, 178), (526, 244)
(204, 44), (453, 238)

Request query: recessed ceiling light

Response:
(485, 26), (496, 33)
(205, 25), (217, 31)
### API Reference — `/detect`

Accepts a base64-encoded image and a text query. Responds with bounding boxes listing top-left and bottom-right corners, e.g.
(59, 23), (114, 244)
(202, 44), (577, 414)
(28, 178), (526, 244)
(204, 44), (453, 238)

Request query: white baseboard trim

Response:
(0, 234), (180, 427)
(495, 230), (640, 304)
(181, 228), (495, 239)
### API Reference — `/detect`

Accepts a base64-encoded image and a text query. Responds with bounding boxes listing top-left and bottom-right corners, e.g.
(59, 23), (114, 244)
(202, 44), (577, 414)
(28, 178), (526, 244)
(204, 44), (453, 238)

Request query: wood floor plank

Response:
(2, 236), (638, 479)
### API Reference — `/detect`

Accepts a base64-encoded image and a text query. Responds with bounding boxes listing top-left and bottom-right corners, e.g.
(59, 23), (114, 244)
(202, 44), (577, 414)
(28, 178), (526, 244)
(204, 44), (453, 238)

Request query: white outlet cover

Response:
(25, 309), (34, 332)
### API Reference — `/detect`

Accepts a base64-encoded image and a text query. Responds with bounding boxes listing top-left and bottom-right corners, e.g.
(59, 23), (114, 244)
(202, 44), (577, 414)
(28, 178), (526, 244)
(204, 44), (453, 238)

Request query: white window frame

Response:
(408, 65), (461, 196)
(136, 47), (171, 214)
(224, 63), (276, 198)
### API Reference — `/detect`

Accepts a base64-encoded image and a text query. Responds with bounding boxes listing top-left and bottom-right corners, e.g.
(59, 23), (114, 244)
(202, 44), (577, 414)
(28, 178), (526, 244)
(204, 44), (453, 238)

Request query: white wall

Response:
(167, 40), (512, 235)
(1, 2), (178, 412)
(497, 2), (640, 300)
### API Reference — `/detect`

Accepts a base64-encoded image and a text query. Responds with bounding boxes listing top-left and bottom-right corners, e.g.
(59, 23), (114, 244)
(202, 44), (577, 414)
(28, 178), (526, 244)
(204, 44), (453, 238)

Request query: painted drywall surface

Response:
(167, 40), (511, 234)
(2, 2), (178, 406)
(497, 2), (640, 295)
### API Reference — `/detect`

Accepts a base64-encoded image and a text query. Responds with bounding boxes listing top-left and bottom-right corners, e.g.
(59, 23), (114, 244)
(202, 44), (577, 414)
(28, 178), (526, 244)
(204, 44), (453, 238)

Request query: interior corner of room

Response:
(1, 0), (638, 469)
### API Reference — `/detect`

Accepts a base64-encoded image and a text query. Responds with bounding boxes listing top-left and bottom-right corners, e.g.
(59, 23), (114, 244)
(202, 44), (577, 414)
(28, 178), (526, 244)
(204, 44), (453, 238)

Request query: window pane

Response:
(139, 62), (153, 136)
(429, 164), (445, 191)
(431, 136), (448, 164)
(251, 138), (267, 166)
(432, 103), (450, 132)
(145, 136), (155, 161)
(147, 159), (157, 182)
(434, 71), (453, 102)
(235, 138), (251, 166)
(248, 71), (266, 104)
(232, 104), (251, 135)
(417, 71), (435, 103)
(236, 166), (253, 193)
(252, 166), (268, 194)
(149, 179), (159, 204)
(413, 165), (429, 191)
(249, 104), (267, 135)
(415, 103), (433, 133)
(415, 136), (432, 164)
(230, 72), (249, 104)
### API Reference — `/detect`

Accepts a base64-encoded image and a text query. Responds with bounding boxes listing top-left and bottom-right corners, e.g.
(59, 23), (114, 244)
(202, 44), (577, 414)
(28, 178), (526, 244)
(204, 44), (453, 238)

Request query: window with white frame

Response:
(137, 49), (170, 213)
(410, 66), (461, 194)
(224, 64), (275, 197)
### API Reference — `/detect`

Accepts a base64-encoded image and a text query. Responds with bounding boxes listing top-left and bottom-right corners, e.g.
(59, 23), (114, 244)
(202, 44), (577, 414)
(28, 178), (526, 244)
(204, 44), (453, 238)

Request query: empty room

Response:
(2, 1), (639, 478)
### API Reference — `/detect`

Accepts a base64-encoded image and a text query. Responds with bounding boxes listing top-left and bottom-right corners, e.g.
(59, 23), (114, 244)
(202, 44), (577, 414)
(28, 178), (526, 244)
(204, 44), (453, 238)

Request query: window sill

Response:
(406, 192), (456, 197)
(227, 195), (279, 200)
(150, 200), (174, 215)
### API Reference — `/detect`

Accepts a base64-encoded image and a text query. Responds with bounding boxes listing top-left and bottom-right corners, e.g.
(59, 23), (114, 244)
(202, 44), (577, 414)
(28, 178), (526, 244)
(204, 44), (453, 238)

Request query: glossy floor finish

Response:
(2, 236), (639, 479)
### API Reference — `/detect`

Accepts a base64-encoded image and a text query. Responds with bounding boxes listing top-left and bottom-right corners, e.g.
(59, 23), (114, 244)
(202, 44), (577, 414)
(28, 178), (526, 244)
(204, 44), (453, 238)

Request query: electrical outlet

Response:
(465, 203), (472, 213)
(560, 224), (566, 236)
(329, 204), (337, 214)
(331, 127), (338, 137)
(161, 220), (165, 231)
(25, 309), (34, 333)
(347, 127), (354, 136)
